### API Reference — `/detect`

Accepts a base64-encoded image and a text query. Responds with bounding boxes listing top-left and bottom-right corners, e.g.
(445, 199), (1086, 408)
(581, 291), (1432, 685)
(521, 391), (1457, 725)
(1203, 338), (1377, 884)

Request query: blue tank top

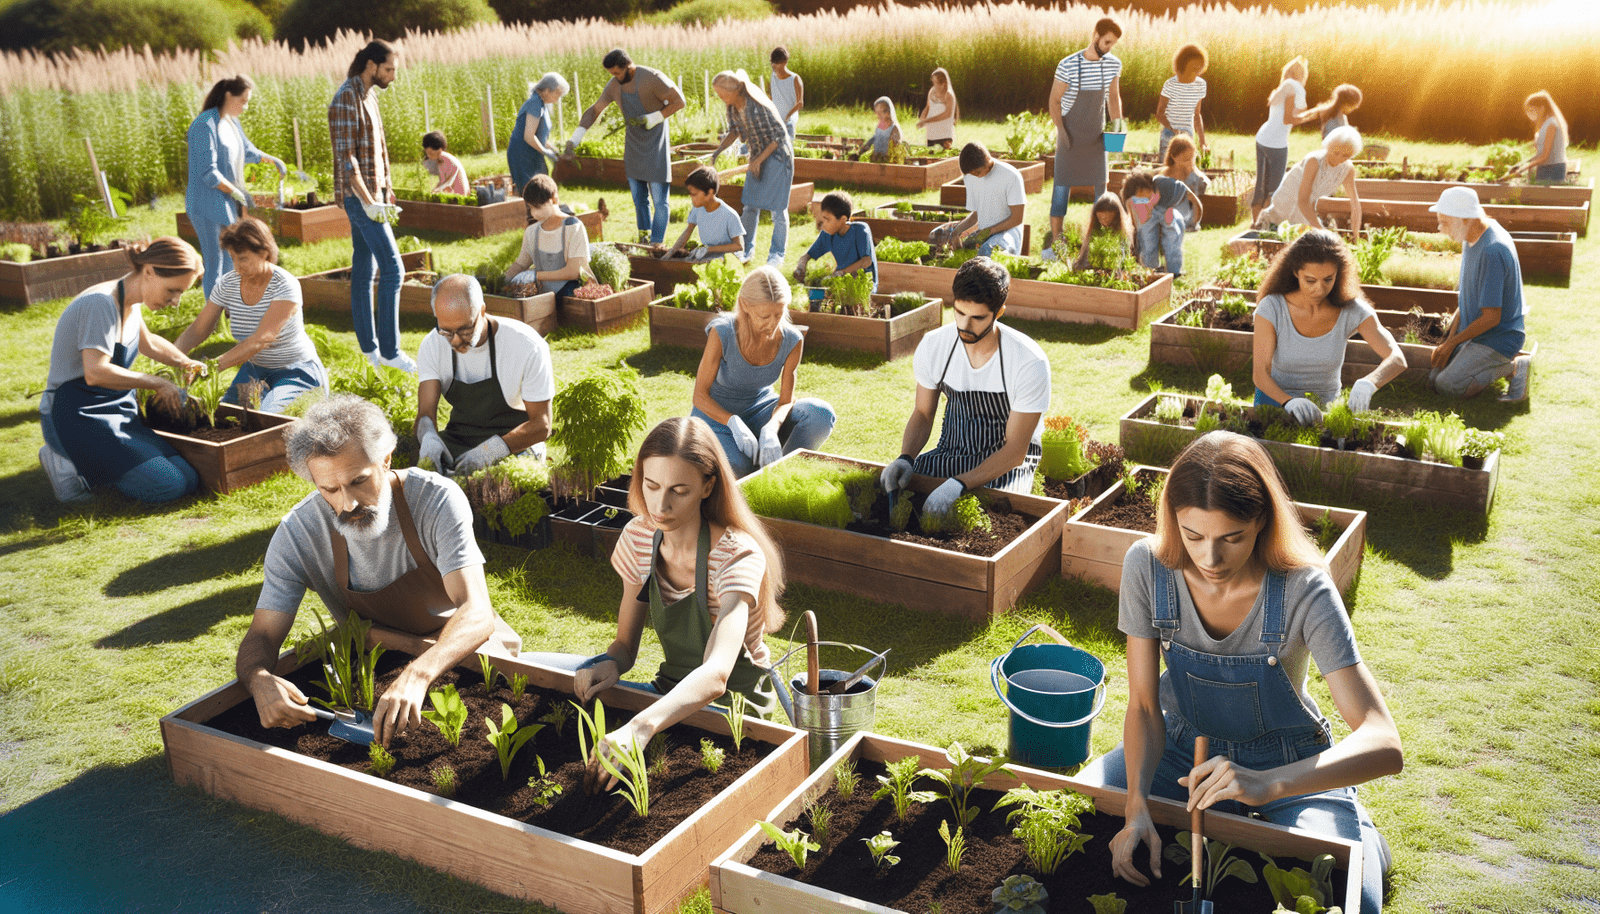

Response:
(706, 315), (802, 415)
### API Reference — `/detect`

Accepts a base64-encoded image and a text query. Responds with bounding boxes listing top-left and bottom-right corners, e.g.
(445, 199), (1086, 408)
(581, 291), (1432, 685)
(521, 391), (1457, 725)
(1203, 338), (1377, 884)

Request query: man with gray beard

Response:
(234, 395), (521, 748)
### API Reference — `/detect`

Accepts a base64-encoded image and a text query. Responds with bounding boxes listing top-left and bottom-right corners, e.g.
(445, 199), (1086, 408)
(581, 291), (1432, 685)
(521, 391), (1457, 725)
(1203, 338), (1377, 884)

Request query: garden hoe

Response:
(1178, 734), (1213, 914)
(310, 707), (375, 745)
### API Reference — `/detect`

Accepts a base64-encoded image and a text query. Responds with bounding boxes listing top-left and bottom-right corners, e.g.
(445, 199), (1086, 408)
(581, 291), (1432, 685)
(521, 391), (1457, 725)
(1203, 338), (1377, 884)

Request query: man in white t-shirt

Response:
(933, 143), (1027, 257)
(415, 274), (554, 476)
(880, 257), (1051, 516)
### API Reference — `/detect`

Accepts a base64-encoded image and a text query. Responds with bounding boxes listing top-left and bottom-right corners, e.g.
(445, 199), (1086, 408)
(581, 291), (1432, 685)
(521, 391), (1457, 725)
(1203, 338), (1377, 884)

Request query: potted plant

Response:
(1037, 415), (1124, 503)
(459, 454), (555, 550)
(559, 242), (653, 334)
(546, 363), (648, 557)
(647, 258), (746, 348)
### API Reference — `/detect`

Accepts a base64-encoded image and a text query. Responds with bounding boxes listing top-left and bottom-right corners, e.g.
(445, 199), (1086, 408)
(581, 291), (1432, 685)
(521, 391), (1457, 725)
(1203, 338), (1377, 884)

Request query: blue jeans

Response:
(629, 178), (670, 243)
(1429, 340), (1512, 397)
(1254, 143), (1290, 207)
(1157, 126), (1179, 161)
(189, 211), (233, 300)
(116, 455), (200, 503)
(224, 358), (328, 414)
(1051, 179), (1104, 219)
(692, 397), (837, 478)
(978, 226), (1024, 256)
(740, 203), (790, 264)
(342, 196), (404, 359)
(1136, 209), (1186, 275)
(1533, 162), (1567, 183)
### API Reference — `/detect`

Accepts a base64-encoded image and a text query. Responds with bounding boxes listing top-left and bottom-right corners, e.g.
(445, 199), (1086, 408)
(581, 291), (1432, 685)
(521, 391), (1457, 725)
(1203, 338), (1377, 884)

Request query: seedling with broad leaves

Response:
(873, 755), (935, 821)
(938, 819), (965, 873)
(484, 703), (543, 781)
(527, 756), (562, 808)
(993, 787), (1095, 876)
(700, 738), (724, 773)
(758, 821), (820, 870)
(863, 830), (900, 868)
(421, 684), (468, 747)
(917, 742), (1012, 828)
(1166, 831), (1260, 894)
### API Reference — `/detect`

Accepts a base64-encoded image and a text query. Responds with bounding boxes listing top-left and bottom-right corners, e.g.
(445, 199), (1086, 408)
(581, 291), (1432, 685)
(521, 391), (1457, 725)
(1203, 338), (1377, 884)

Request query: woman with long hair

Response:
(1513, 91), (1569, 184)
(1078, 431), (1401, 914)
(706, 70), (795, 266)
(572, 415), (789, 786)
(1072, 192), (1134, 270)
(1252, 228), (1404, 422)
(916, 67), (959, 149)
(186, 74), (288, 299)
(691, 266), (836, 476)
(1251, 57), (1311, 223)
(1255, 126), (1365, 233)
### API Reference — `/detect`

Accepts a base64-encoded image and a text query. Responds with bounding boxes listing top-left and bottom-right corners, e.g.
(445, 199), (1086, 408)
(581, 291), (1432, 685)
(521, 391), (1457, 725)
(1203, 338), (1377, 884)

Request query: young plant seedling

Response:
(538, 701), (573, 737)
(368, 742), (396, 778)
(939, 819), (965, 874)
(421, 683), (468, 747)
(889, 490), (914, 532)
(725, 690), (747, 753)
(573, 699), (652, 817)
(477, 653), (500, 693)
(991, 874), (1048, 914)
(873, 755), (934, 821)
(863, 830), (900, 869)
(1312, 509), (1340, 552)
(919, 492), (991, 537)
(647, 733), (670, 778)
(700, 737), (725, 773)
(803, 791), (831, 847)
(758, 821), (821, 870)
(509, 672), (529, 701)
(1154, 394), (1185, 425)
(833, 758), (859, 798)
(484, 703), (544, 781)
(993, 787), (1095, 876)
(1262, 852), (1338, 911)
(431, 764), (457, 798)
(1087, 892), (1127, 914)
(527, 755), (563, 808)
(917, 742), (1013, 828)
(298, 609), (386, 714)
(1166, 832), (1259, 894)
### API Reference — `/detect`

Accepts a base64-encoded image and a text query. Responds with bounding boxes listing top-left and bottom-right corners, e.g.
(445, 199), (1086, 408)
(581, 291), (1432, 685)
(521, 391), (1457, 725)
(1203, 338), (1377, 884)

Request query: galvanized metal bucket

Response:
(762, 641), (886, 770)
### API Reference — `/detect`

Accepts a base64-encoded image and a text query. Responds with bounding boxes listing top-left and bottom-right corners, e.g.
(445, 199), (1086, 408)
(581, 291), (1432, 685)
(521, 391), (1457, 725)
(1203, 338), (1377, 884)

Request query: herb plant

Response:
(917, 742), (1012, 828)
(539, 702), (573, 737)
(726, 690), (747, 752)
(824, 269), (875, 316)
(1312, 509), (1340, 551)
(1459, 428), (1504, 460)
(431, 765), (457, 798)
(66, 189), (130, 248)
(803, 791), (831, 846)
(758, 821), (820, 870)
(1087, 893), (1127, 914)
(421, 684), (468, 747)
(889, 490), (914, 532)
(297, 609), (385, 714)
(873, 756), (934, 821)
(991, 874), (1048, 913)
(834, 758), (859, 798)
(1176, 304), (1206, 327)
(1193, 410), (1221, 434)
(527, 755), (563, 808)
(889, 291), (926, 317)
(368, 742), (396, 778)
(993, 787), (1095, 875)
(919, 493), (991, 537)
(459, 455), (550, 535)
(484, 703), (543, 781)
(740, 457), (855, 529)
(549, 363), (647, 500)
(1167, 832), (1259, 893)
(938, 819), (965, 873)
(509, 672), (529, 701)
(478, 654), (500, 692)
(573, 699), (652, 816)
(1154, 395), (1185, 424)
(863, 830), (900, 868)
(700, 737), (724, 773)
(875, 237), (931, 264)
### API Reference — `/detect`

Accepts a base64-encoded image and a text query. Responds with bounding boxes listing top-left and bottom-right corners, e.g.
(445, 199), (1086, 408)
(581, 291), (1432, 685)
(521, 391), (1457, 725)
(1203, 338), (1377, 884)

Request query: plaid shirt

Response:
(328, 76), (389, 203)
(726, 97), (792, 161)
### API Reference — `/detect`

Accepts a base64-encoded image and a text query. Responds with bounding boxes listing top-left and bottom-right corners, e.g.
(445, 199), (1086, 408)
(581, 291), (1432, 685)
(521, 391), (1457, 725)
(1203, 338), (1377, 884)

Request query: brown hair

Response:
(627, 417), (787, 640)
(1257, 228), (1363, 308)
(521, 174), (558, 207)
(1525, 90), (1568, 144)
(219, 216), (278, 264)
(1120, 168), (1158, 201)
(1152, 431), (1324, 573)
(1162, 133), (1198, 170)
(201, 74), (253, 114)
(1173, 43), (1208, 75)
(1078, 191), (1132, 258)
(685, 165), (719, 194)
(422, 130), (448, 151)
(1094, 16), (1123, 38)
(128, 236), (201, 277)
(348, 40), (397, 79)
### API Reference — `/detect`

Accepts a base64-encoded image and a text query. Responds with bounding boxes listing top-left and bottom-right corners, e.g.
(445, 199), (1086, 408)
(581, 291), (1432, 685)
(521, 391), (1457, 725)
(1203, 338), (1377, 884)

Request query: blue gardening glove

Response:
(758, 419), (783, 468)
(881, 456), (914, 495)
(923, 477), (965, 518)
(1347, 379), (1377, 413)
(726, 414), (759, 462)
(1285, 397), (1323, 427)
(453, 435), (510, 476)
(416, 417), (452, 474)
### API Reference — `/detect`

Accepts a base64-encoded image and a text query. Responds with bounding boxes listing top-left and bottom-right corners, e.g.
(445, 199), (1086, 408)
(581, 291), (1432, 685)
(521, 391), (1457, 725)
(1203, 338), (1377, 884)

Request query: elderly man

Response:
(415, 274), (553, 476)
(1427, 186), (1530, 402)
(235, 394), (522, 746)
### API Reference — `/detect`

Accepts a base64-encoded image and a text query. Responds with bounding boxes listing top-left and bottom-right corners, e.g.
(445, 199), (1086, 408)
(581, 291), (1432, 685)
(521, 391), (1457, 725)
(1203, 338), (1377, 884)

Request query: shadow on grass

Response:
(1361, 502), (1489, 580)
(0, 466), (217, 537)
(104, 526), (274, 597)
(96, 582), (259, 648)
(625, 344), (700, 378)
(0, 407), (39, 431)
(1005, 314), (1128, 347)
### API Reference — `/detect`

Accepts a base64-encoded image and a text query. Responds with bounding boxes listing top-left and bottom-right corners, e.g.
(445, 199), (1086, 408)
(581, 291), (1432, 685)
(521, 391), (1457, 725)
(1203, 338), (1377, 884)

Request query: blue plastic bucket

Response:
(1102, 131), (1128, 153)
(990, 624), (1106, 769)
(807, 286), (827, 303)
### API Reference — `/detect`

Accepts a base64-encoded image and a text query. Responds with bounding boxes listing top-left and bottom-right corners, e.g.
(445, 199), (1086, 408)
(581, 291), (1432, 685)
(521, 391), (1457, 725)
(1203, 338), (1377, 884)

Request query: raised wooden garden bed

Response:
(856, 202), (1032, 255)
(935, 159), (1049, 205)
(1224, 227), (1575, 286)
(0, 246), (132, 307)
(717, 179), (815, 214)
(710, 731), (1363, 914)
(1316, 194), (1589, 236)
(877, 261), (1172, 330)
(1062, 464), (1367, 596)
(150, 404), (293, 495)
(178, 203), (350, 246)
(555, 155), (708, 189)
(791, 155), (963, 194)
(1352, 176), (1593, 210)
(626, 249), (702, 296)
(162, 626), (809, 914)
(744, 450), (1068, 620)
(648, 296), (724, 349)
(396, 196), (529, 237)
(558, 277), (654, 335)
(485, 288), (557, 335)
(299, 249), (436, 316)
(1118, 393), (1502, 513)
(788, 293), (941, 361)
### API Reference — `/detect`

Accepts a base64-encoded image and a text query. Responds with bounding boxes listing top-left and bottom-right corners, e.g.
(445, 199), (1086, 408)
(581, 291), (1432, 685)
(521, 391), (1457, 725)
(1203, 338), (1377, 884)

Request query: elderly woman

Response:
(1256, 126), (1364, 234)
(175, 216), (327, 415)
(706, 70), (794, 267)
(1252, 229), (1405, 424)
(186, 74), (288, 299)
(508, 73), (570, 191)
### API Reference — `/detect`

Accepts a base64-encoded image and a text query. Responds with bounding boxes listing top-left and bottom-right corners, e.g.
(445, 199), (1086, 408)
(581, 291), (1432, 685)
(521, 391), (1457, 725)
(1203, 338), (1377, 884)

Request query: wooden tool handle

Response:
(1190, 735), (1209, 887)
(803, 611), (820, 697)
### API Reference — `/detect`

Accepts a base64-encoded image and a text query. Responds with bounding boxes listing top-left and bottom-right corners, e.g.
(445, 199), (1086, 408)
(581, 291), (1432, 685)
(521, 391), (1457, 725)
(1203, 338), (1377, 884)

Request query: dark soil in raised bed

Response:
(1175, 296), (1253, 332)
(851, 490), (1028, 558)
(206, 650), (774, 856)
(747, 758), (1293, 914)
(1083, 491), (1158, 533)
(1399, 309), (1448, 345)
(143, 403), (249, 441)
(1175, 402), (1409, 459)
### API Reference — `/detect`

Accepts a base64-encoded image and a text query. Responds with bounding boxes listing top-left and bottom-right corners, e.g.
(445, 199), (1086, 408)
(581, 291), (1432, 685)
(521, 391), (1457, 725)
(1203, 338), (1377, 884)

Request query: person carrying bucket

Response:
(1076, 431), (1401, 914)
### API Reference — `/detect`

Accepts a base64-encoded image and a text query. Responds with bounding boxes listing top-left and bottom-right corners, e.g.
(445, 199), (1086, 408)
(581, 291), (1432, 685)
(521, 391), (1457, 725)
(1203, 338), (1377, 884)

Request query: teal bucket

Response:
(990, 624), (1106, 769)
(1102, 131), (1128, 153)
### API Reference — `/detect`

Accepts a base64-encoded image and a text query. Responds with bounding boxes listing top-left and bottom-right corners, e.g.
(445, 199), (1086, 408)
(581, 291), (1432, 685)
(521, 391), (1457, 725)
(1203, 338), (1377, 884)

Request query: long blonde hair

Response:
(712, 69), (784, 128)
(627, 417), (787, 639)
(731, 265), (791, 356)
(1270, 56), (1308, 103)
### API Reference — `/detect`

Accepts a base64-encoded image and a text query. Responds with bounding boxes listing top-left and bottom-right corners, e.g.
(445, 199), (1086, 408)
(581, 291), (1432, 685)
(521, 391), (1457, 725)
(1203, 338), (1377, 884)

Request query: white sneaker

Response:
(378, 351), (417, 375)
(1499, 354), (1530, 403)
(363, 349), (381, 369)
(39, 445), (91, 503)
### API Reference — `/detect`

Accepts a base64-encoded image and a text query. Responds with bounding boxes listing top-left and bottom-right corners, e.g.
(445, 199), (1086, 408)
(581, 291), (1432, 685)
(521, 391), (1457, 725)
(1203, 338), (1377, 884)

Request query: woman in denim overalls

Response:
(1079, 432), (1401, 914)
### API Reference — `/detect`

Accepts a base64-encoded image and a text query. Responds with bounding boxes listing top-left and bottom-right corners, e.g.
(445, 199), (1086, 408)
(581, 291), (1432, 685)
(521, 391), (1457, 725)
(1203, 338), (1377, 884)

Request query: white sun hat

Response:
(1428, 185), (1486, 219)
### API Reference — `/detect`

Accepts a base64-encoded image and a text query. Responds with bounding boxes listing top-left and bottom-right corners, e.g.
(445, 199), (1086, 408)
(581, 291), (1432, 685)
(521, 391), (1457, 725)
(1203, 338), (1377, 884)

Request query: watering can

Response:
(759, 612), (887, 769)
(990, 623), (1106, 769)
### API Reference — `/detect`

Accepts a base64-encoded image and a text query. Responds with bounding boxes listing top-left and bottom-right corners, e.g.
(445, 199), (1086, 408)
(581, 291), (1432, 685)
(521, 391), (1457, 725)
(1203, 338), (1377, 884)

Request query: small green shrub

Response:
(588, 242), (631, 289)
(920, 493), (991, 537)
(889, 291), (926, 316)
(741, 457), (855, 529)
(0, 243), (33, 263)
(549, 363), (647, 500)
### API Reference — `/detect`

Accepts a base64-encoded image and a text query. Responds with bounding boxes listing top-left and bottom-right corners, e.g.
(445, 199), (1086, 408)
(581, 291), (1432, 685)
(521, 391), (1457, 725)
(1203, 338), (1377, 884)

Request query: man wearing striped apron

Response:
(880, 258), (1052, 518)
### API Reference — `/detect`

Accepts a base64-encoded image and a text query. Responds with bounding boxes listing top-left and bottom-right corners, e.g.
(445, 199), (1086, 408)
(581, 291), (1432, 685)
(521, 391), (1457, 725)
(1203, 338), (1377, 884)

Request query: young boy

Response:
(422, 131), (469, 195)
(1155, 43), (1208, 160)
(664, 166), (746, 262)
(769, 47), (803, 139)
(1122, 169), (1203, 277)
(793, 192), (877, 290)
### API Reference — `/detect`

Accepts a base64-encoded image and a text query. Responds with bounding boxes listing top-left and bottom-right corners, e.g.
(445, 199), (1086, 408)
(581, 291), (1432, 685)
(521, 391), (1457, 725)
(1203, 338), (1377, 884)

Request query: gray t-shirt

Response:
(258, 469), (483, 622)
(47, 284), (138, 391)
(1255, 292), (1376, 404)
(688, 200), (746, 248)
(1118, 539), (1362, 725)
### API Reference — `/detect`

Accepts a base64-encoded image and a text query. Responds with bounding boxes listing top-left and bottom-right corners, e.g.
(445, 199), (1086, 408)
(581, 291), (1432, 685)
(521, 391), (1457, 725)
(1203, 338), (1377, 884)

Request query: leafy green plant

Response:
(539, 702), (572, 737)
(919, 492), (991, 537)
(1312, 509), (1340, 551)
(421, 684), (468, 747)
(431, 765), (457, 798)
(889, 290), (926, 317)
(1263, 853), (1339, 911)
(1087, 893), (1127, 914)
(296, 609), (385, 714)
(993, 787), (1095, 875)
(484, 703), (544, 781)
(368, 742), (396, 778)
(1086, 228), (1131, 272)
(477, 654), (500, 692)
(917, 742), (1012, 828)
(1218, 293), (1252, 319)
(509, 672), (529, 701)
(938, 819), (965, 873)
(726, 690), (748, 753)
(1398, 410), (1465, 465)
(572, 699), (651, 816)
(1205, 374), (1235, 403)
(803, 791), (831, 846)
(0, 242), (33, 262)
(1322, 401), (1356, 441)
(758, 821), (820, 870)
(1166, 832), (1259, 894)
(1154, 395), (1185, 425)
(873, 756), (934, 821)
(834, 758), (859, 798)
(1213, 255), (1265, 291)
(66, 188), (130, 248)
(587, 242), (631, 290)
(1193, 410), (1221, 434)
(1460, 428), (1504, 460)
(1353, 226), (1407, 286)
(527, 755), (563, 808)
(700, 737), (724, 773)
(875, 237), (931, 264)
(1296, 425), (1323, 447)
(549, 363), (647, 501)
(1176, 305), (1206, 327)
(184, 357), (229, 428)
(741, 456), (855, 529)
(889, 490), (914, 532)
(991, 874), (1048, 913)
(863, 830), (900, 868)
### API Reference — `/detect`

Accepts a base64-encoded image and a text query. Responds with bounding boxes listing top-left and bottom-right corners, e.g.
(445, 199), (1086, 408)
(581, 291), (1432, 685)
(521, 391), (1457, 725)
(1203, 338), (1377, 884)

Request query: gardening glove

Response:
(757, 419), (783, 468)
(688, 246), (712, 262)
(1284, 397), (1323, 427)
(453, 435), (510, 476)
(642, 110), (665, 130)
(929, 223), (954, 247)
(270, 157), (288, 177)
(362, 201), (393, 223)
(1348, 379), (1378, 413)
(923, 477), (966, 518)
(228, 186), (251, 209)
(880, 456), (914, 495)
(567, 126), (587, 151)
(416, 417), (453, 474)
(726, 414), (759, 462)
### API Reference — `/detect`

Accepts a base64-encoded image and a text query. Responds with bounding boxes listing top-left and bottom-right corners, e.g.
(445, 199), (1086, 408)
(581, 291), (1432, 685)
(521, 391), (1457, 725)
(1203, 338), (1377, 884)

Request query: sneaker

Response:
(39, 445), (91, 504)
(363, 349), (381, 369)
(1499, 354), (1530, 403)
(378, 350), (418, 375)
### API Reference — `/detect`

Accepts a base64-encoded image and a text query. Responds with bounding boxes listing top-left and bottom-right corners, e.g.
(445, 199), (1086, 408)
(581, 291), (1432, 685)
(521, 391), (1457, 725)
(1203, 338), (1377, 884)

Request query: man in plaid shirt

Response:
(329, 39), (415, 374)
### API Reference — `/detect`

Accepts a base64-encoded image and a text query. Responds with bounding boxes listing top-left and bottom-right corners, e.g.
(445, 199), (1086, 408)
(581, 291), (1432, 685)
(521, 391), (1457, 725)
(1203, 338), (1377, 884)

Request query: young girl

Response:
(1122, 168), (1203, 277)
(856, 97), (902, 161)
(1162, 133), (1210, 233)
(1252, 57), (1310, 222)
(504, 175), (589, 298)
(572, 415), (789, 787)
(1305, 84), (1363, 139)
(665, 166), (745, 262)
(1514, 91), (1569, 184)
(1072, 192), (1132, 270)
(916, 68), (959, 149)
(422, 131), (469, 195)
(1079, 431), (1400, 914)
(1156, 43), (1208, 160)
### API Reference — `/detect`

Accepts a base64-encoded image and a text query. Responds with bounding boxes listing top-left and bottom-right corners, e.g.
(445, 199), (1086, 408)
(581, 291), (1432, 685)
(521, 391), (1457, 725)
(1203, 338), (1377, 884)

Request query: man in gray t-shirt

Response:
(235, 395), (518, 747)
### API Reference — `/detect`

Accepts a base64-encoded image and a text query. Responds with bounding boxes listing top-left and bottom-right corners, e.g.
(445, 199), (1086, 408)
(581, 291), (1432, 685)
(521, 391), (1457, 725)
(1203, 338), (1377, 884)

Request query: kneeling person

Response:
(934, 142), (1027, 256)
(236, 395), (523, 746)
(416, 274), (554, 476)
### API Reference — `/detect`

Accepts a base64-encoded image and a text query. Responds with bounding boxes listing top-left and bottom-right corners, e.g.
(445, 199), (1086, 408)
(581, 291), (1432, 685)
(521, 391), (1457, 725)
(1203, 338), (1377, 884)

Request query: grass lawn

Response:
(1, 113), (1597, 914)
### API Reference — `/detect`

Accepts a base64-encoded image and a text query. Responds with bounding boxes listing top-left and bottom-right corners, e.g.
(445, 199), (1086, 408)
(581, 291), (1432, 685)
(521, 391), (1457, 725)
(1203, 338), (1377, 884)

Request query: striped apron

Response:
(912, 327), (1041, 493)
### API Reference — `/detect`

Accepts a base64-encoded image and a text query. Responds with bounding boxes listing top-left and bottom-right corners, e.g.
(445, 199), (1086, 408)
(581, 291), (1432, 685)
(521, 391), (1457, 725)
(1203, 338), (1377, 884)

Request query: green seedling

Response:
(726, 691), (747, 752)
(421, 684), (468, 747)
(1154, 395), (1185, 424)
(803, 791), (831, 846)
(1313, 509), (1340, 552)
(1176, 305), (1206, 327)
(992, 874), (1048, 913)
(1087, 892), (1127, 914)
(509, 672), (529, 701)
(431, 764), (457, 798)
(873, 755), (935, 821)
(700, 738), (725, 773)
(1166, 831), (1259, 893)
(758, 820), (820, 870)
(939, 818), (965, 873)
(484, 703), (543, 781)
(889, 490), (914, 532)
(527, 755), (562, 808)
(647, 733), (670, 778)
(476, 653), (501, 692)
(539, 702), (573, 737)
(863, 830), (900, 868)
(1323, 400), (1357, 441)
(919, 493), (990, 537)
(1218, 293), (1251, 318)
(917, 742), (1012, 828)
(833, 758), (859, 798)
(297, 608), (385, 714)
(994, 787), (1095, 876)
(573, 699), (651, 816)
(368, 742), (396, 778)
(1262, 852), (1338, 911)
(1460, 428), (1504, 460)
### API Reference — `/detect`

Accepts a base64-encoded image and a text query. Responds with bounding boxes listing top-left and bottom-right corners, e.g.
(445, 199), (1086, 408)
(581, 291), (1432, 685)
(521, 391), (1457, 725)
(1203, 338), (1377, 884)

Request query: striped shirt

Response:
(1054, 51), (1123, 116)
(1160, 77), (1207, 134)
(211, 265), (317, 369)
(328, 76), (390, 203)
(610, 517), (771, 665)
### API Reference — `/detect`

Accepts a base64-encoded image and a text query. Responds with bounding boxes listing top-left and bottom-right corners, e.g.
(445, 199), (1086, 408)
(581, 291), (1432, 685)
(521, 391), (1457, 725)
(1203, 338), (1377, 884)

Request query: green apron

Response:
(647, 520), (776, 717)
(439, 317), (525, 459)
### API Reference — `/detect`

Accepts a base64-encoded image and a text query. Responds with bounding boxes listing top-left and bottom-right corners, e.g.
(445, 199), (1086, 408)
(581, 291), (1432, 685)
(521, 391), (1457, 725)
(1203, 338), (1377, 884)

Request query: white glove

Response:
(880, 456), (914, 495)
(569, 126), (588, 148)
(362, 202), (389, 223)
(271, 158), (288, 176)
(929, 223), (954, 246)
(453, 435), (510, 476)
(726, 415), (758, 461)
(228, 187), (251, 208)
(1285, 397), (1324, 427)
(688, 246), (712, 261)
(923, 478), (966, 517)
(642, 110), (665, 130)
(416, 418), (452, 474)
(1347, 379), (1377, 413)
(758, 420), (783, 467)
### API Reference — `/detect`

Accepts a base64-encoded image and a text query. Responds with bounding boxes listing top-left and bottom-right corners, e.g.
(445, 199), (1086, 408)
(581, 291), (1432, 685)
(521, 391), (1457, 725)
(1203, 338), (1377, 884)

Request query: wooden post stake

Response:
(483, 84), (497, 154)
(82, 137), (115, 216)
(292, 119), (304, 173)
(703, 70), (710, 114)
